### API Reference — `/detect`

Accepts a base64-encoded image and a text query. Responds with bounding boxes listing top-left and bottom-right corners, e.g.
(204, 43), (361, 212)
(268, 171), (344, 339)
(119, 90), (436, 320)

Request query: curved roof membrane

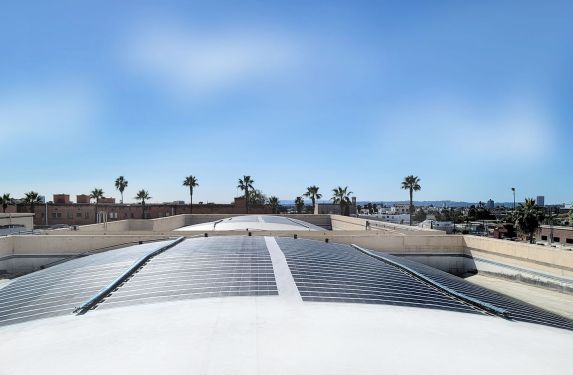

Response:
(1, 236), (572, 374)
(175, 215), (324, 231)
(1, 236), (571, 330)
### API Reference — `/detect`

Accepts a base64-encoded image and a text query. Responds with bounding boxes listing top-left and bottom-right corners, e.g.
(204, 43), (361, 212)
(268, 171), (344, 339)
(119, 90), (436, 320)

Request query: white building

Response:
(418, 219), (454, 234)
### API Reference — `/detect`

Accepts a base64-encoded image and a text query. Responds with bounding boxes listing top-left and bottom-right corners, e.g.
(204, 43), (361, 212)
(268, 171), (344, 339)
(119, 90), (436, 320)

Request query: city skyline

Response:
(2, 1), (572, 203)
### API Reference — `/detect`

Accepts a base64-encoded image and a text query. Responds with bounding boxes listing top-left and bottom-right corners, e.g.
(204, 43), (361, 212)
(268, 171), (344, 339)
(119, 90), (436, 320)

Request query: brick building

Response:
(16, 197), (272, 226)
(538, 225), (573, 246)
(76, 195), (90, 204)
(53, 194), (70, 204)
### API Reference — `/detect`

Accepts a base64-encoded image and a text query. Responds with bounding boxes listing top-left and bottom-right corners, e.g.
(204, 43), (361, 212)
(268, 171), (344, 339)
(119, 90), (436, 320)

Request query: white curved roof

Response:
(1, 236), (572, 374)
(1, 298), (572, 375)
(175, 215), (324, 231)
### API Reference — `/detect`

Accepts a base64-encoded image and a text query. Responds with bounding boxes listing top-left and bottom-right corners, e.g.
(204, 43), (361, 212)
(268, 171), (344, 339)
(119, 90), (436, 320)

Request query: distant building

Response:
(389, 204), (410, 214)
(16, 196), (272, 227)
(77, 194), (90, 204)
(486, 199), (494, 209)
(418, 219), (454, 233)
(538, 226), (573, 246)
(373, 213), (410, 225)
(536, 196), (545, 206)
(53, 194), (70, 204)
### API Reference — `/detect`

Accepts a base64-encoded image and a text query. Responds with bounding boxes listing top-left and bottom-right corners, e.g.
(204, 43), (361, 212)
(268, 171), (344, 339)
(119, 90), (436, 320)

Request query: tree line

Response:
(3, 174), (572, 240)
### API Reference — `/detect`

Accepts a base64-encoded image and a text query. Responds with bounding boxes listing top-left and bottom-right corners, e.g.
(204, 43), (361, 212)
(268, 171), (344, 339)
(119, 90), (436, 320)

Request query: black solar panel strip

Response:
(353, 245), (509, 318)
(73, 237), (186, 315)
(276, 237), (479, 314)
(368, 249), (573, 331)
(0, 240), (176, 327)
(97, 236), (278, 310)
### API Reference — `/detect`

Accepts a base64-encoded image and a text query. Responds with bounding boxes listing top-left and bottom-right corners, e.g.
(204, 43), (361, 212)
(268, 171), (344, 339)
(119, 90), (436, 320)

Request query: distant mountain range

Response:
(279, 199), (515, 207)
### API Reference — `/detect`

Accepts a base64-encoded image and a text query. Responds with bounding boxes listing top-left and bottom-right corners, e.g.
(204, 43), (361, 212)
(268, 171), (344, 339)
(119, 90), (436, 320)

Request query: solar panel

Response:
(365, 249), (573, 331)
(0, 240), (174, 327)
(276, 237), (479, 314)
(226, 216), (260, 223)
(97, 236), (278, 310)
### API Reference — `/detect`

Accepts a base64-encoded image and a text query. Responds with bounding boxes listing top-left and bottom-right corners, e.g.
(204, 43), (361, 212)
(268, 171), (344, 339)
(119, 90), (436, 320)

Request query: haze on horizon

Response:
(2, 1), (572, 205)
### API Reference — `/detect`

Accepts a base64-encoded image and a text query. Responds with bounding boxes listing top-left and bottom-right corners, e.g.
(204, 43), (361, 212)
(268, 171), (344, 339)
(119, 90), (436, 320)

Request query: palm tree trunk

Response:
(245, 189), (249, 214)
(312, 198), (316, 214)
(409, 189), (413, 226)
(529, 231), (534, 244)
(95, 203), (98, 224)
(189, 187), (193, 214)
(120, 192), (124, 204)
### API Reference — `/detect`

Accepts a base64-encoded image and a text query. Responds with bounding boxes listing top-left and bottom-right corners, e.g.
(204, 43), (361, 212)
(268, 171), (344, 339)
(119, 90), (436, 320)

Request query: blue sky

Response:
(1, 1), (572, 204)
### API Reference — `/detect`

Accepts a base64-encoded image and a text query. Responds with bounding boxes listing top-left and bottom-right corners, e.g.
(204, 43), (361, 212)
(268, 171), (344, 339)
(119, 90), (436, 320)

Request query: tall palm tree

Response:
(512, 198), (545, 244)
(303, 186), (322, 213)
(134, 190), (151, 219)
(115, 176), (128, 204)
(24, 191), (42, 214)
(237, 175), (254, 214)
(90, 188), (104, 223)
(1, 193), (12, 213)
(183, 175), (199, 214)
(401, 175), (421, 226)
(331, 186), (353, 216)
(267, 196), (280, 214)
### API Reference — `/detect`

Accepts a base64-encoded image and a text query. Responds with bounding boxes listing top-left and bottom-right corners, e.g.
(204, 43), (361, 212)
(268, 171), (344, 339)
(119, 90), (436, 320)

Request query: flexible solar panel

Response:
(0, 241), (174, 327)
(276, 237), (479, 314)
(366, 249), (573, 331)
(97, 236), (278, 310)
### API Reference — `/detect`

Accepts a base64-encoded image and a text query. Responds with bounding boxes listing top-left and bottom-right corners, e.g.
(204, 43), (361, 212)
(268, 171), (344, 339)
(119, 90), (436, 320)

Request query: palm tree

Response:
(90, 188), (104, 223)
(1, 193), (12, 213)
(267, 196), (280, 214)
(183, 175), (199, 214)
(237, 175), (254, 214)
(134, 190), (151, 219)
(401, 175), (421, 226)
(303, 186), (322, 213)
(294, 196), (305, 214)
(331, 186), (353, 216)
(512, 198), (545, 244)
(115, 176), (128, 204)
(24, 191), (42, 214)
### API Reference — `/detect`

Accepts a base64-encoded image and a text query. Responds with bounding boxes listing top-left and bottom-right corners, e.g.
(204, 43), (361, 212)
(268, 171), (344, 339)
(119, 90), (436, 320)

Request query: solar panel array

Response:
(98, 236), (278, 310)
(0, 241), (172, 327)
(227, 216), (260, 222)
(2, 235), (572, 332)
(367, 250), (573, 331)
(276, 237), (479, 314)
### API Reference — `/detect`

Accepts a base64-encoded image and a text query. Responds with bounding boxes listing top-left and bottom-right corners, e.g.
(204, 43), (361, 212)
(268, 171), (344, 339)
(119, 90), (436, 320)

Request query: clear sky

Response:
(1, 1), (572, 204)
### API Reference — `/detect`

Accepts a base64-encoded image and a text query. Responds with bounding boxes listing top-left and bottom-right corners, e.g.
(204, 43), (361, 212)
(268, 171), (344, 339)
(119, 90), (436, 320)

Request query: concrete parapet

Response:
(330, 215), (444, 234)
(463, 235), (573, 293)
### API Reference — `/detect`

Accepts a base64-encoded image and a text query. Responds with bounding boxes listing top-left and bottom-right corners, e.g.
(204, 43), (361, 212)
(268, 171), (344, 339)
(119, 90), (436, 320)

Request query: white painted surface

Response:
(0, 297), (572, 375)
(264, 236), (301, 302)
(175, 215), (322, 232)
